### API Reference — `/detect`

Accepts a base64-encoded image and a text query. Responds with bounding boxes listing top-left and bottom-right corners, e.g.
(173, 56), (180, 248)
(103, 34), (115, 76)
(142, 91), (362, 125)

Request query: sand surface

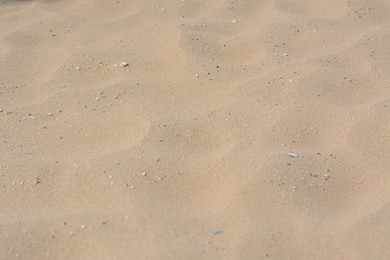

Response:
(1, 0), (390, 259)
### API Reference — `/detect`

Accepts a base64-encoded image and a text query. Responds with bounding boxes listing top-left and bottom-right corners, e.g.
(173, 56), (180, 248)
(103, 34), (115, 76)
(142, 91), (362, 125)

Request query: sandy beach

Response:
(1, 0), (390, 259)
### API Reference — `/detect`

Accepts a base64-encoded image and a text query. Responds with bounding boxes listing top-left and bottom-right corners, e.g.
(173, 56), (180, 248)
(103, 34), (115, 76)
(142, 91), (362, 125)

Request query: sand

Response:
(1, 0), (390, 259)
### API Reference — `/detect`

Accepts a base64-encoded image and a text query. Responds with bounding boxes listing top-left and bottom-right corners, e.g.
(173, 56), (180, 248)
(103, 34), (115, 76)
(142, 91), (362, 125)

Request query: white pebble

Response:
(120, 61), (129, 67)
(288, 151), (299, 158)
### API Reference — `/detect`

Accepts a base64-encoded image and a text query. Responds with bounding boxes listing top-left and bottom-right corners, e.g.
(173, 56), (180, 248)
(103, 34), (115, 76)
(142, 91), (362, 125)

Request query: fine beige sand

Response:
(1, 0), (390, 259)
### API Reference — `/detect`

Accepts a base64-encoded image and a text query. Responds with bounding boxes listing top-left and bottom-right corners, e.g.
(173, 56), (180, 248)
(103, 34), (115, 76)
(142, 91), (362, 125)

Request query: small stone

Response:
(0, 109), (3, 112)
(48, 112), (53, 116)
(288, 151), (299, 158)
(120, 61), (129, 67)
(141, 172), (147, 176)
(232, 19), (238, 23)
(34, 177), (41, 184)
(213, 230), (223, 235)
(81, 225), (86, 229)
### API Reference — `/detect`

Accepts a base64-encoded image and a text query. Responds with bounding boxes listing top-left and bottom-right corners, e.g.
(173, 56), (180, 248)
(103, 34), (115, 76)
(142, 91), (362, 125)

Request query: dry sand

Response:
(1, 0), (390, 259)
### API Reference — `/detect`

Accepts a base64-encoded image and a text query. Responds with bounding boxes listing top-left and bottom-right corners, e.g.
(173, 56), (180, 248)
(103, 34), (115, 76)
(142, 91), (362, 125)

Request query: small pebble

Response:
(232, 19), (238, 23)
(288, 151), (299, 158)
(141, 172), (147, 176)
(120, 61), (129, 67)
(213, 230), (223, 236)
(48, 112), (53, 116)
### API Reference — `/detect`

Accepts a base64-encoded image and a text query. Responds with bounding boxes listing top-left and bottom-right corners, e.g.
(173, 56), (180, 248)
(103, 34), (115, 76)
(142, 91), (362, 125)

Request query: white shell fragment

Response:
(288, 151), (299, 158)
(120, 61), (129, 67)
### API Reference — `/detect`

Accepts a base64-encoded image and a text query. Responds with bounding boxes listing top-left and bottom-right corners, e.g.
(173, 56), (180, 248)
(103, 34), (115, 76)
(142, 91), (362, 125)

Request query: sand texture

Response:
(1, 0), (390, 259)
